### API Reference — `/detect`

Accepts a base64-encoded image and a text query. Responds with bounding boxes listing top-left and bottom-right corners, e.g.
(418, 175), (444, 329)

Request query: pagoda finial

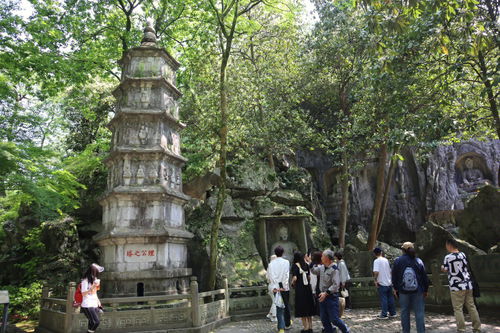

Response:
(141, 18), (157, 46)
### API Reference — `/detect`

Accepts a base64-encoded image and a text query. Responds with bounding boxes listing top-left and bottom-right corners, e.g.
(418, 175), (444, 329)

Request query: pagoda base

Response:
(99, 268), (192, 297)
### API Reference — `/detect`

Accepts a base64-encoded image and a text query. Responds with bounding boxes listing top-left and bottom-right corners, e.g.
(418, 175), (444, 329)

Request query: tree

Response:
(204, 0), (267, 291)
(301, 0), (373, 248)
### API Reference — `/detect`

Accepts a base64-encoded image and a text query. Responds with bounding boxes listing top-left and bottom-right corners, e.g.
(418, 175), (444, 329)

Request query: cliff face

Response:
(298, 140), (500, 245)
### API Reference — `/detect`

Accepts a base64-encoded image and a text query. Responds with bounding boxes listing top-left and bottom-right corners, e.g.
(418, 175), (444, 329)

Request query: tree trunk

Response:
(477, 50), (500, 139)
(367, 143), (388, 250)
(338, 152), (349, 248)
(207, 54), (229, 291)
(376, 153), (397, 237)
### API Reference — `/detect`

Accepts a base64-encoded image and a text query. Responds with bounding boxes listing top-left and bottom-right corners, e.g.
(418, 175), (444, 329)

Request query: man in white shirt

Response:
(373, 247), (396, 319)
(268, 246), (291, 332)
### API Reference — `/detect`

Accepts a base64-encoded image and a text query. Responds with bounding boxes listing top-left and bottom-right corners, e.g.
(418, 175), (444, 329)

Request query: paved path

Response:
(215, 309), (500, 332)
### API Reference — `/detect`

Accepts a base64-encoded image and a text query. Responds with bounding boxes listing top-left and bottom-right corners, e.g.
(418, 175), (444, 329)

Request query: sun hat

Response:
(401, 242), (414, 250)
(92, 263), (105, 273)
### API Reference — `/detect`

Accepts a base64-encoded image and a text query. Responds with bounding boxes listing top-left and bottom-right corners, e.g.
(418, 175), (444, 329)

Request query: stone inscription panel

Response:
(124, 244), (158, 263)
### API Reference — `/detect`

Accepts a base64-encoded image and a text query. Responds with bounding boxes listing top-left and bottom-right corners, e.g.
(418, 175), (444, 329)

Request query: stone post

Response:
(64, 282), (76, 333)
(41, 283), (50, 299)
(190, 277), (200, 327)
(223, 278), (230, 316)
(431, 260), (445, 305)
(0, 291), (9, 333)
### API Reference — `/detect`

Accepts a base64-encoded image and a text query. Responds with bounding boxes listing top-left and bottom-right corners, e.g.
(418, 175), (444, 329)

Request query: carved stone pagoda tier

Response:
(95, 23), (193, 297)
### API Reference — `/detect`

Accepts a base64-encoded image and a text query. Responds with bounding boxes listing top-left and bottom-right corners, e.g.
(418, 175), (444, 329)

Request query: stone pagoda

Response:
(95, 22), (193, 297)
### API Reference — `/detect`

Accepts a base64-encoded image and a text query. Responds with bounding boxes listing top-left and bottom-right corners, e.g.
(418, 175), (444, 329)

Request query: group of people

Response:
(372, 239), (481, 333)
(267, 246), (351, 333)
(266, 239), (482, 333)
(78, 238), (482, 333)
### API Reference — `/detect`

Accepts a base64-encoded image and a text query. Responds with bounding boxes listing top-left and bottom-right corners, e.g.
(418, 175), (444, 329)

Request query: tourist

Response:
(266, 254), (278, 322)
(308, 250), (323, 303)
(292, 251), (316, 333)
(311, 250), (351, 333)
(441, 238), (481, 333)
(392, 242), (429, 333)
(334, 252), (352, 311)
(308, 250), (324, 332)
(268, 246), (292, 333)
(81, 263), (104, 333)
(372, 247), (396, 319)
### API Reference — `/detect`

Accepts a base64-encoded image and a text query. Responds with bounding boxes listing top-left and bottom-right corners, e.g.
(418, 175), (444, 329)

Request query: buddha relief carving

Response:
(160, 128), (174, 151)
(168, 166), (174, 189)
(123, 155), (132, 186)
(140, 85), (151, 108)
(149, 164), (159, 184)
(270, 225), (298, 263)
(160, 162), (169, 186)
(164, 95), (174, 115)
(459, 157), (490, 192)
(138, 125), (148, 145)
(136, 165), (145, 185)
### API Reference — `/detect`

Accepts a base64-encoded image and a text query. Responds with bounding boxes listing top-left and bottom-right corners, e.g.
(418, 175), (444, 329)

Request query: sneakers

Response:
(376, 315), (389, 320)
(285, 320), (293, 330)
(389, 313), (397, 318)
(278, 330), (285, 333)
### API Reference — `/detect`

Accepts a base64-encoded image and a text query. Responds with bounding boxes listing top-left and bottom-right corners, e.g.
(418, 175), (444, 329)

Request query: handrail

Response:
(100, 294), (189, 304)
(229, 286), (267, 292)
(198, 289), (225, 298)
(44, 298), (67, 305)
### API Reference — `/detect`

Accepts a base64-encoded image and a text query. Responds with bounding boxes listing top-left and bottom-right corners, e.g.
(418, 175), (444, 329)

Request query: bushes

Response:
(1, 282), (42, 321)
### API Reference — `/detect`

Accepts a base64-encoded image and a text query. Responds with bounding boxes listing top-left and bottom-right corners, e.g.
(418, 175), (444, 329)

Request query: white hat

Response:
(92, 263), (105, 273)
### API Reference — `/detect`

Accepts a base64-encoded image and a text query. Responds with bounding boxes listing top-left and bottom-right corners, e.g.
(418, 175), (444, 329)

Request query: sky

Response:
(14, 0), (317, 24)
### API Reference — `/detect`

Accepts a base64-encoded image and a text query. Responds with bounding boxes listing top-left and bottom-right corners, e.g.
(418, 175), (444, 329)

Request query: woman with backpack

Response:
(81, 263), (104, 333)
(392, 242), (429, 333)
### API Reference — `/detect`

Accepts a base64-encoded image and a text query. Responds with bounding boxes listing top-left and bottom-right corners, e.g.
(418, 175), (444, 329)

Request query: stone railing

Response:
(229, 286), (271, 319)
(36, 260), (500, 332)
(36, 277), (230, 333)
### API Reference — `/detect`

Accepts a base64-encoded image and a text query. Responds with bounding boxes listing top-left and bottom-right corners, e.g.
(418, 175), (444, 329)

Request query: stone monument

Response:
(95, 21), (193, 297)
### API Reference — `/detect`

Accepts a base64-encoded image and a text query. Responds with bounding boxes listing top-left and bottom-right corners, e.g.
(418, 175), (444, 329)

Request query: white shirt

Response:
(267, 257), (290, 291)
(373, 257), (392, 287)
(337, 260), (351, 283)
(81, 278), (100, 308)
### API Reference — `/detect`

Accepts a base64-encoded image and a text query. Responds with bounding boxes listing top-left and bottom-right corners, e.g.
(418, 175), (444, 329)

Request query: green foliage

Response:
(0, 142), (86, 223)
(0, 282), (43, 321)
(0, 0), (497, 304)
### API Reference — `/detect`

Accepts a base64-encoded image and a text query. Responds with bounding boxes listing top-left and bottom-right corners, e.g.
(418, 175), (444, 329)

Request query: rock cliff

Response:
(298, 140), (500, 248)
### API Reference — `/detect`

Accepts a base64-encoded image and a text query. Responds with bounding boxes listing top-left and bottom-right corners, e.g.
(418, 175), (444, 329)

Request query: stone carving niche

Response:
(257, 215), (309, 268)
(455, 154), (493, 193)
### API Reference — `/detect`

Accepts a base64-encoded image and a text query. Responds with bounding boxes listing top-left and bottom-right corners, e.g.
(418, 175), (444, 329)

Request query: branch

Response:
(238, 0), (263, 16)
(208, 0), (228, 38)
